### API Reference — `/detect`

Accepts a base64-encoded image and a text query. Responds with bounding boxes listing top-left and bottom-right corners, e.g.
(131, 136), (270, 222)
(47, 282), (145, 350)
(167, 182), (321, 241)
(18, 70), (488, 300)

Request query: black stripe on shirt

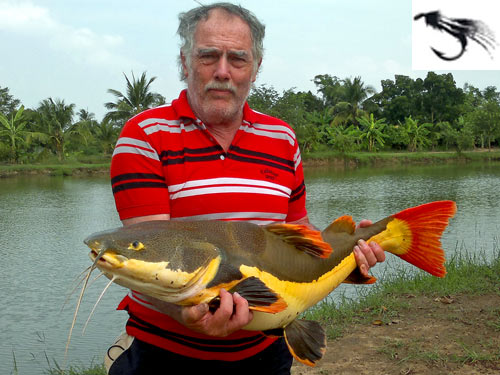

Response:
(111, 173), (164, 186)
(228, 145), (295, 169)
(226, 153), (295, 174)
(289, 181), (305, 203)
(162, 154), (223, 166)
(112, 181), (168, 194)
(159, 146), (222, 158)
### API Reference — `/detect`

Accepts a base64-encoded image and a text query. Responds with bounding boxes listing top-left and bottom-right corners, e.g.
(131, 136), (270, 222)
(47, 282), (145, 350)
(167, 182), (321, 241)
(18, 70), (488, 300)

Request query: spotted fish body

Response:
(85, 201), (456, 366)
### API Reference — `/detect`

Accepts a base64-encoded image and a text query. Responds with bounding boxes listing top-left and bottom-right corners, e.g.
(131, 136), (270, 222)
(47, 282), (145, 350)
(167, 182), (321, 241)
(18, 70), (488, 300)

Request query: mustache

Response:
(204, 81), (236, 94)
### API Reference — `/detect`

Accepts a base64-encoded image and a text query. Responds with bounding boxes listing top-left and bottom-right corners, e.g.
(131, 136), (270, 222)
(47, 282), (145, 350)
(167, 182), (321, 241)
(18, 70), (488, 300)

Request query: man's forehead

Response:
(193, 8), (252, 39)
(192, 10), (253, 54)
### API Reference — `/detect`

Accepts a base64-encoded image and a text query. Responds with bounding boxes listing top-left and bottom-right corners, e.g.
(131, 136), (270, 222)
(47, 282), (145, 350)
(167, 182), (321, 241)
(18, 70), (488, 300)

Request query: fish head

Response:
(84, 221), (222, 303)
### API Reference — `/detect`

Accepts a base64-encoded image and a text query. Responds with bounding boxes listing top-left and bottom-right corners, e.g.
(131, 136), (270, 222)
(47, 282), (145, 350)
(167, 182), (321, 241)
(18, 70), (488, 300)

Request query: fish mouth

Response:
(89, 249), (126, 268)
(88, 248), (222, 303)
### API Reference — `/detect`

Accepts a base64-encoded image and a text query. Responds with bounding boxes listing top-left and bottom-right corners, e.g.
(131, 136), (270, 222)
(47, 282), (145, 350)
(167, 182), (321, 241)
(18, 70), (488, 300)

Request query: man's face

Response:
(182, 9), (260, 126)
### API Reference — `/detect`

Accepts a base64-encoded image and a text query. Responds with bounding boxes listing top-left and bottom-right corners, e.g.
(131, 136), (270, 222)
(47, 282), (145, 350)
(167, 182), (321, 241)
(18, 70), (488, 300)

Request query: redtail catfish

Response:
(83, 200), (456, 366)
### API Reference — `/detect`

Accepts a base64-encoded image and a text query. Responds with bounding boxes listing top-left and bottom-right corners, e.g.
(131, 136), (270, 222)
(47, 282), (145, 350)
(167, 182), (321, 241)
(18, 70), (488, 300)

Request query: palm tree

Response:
(104, 71), (165, 125)
(34, 98), (75, 160)
(332, 76), (376, 126)
(0, 105), (28, 162)
(357, 114), (387, 152)
(93, 118), (120, 155)
(69, 109), (98, 146)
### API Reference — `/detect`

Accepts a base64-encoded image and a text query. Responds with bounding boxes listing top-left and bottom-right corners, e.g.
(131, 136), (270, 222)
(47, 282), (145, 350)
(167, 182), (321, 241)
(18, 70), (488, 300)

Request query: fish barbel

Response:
(84, 200), (456, 366)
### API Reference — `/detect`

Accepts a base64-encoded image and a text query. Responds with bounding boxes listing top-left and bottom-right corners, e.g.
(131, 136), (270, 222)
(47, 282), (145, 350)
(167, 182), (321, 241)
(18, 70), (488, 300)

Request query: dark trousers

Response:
(109, 337), (293, 374)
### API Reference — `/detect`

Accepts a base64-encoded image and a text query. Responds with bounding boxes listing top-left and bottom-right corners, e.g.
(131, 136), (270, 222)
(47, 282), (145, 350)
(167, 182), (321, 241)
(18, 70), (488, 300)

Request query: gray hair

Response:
(177, 2), (265, 80)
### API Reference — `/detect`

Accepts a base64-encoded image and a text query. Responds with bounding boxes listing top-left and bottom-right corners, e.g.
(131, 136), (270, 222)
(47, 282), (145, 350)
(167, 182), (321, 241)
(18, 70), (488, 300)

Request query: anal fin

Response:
(284, 319), (326, 367)
(343, 266), (377, 284)
(208, 276), (287, 313)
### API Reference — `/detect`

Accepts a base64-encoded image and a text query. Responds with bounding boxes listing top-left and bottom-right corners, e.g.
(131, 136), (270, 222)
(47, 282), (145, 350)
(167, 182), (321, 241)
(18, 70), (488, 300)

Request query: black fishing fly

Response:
(414, 10), (496, 61)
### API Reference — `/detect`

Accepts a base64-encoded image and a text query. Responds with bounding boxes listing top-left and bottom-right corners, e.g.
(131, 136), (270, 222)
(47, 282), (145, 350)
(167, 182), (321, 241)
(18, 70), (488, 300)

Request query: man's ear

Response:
(251, 58), (262, 83)
(180, 51), (189, 79)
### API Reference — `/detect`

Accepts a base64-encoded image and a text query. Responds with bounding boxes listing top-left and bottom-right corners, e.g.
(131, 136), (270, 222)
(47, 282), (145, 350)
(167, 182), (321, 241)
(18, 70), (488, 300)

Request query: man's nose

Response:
(214, 55), (231, 80)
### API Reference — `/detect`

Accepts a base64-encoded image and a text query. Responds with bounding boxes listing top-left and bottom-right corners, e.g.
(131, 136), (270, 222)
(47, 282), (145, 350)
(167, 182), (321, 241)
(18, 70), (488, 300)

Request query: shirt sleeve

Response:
(110, 118), (170, 221)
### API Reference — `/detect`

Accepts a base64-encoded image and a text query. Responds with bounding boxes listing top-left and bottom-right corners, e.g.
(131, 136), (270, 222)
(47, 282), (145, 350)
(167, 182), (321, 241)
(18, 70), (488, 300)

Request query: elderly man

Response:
(107, 2), (384, 374)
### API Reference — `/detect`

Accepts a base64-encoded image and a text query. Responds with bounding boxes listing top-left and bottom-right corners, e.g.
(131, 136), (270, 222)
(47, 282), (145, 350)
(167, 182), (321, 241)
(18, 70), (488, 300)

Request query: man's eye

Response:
(199, 54), (218, 64)
(230, 56), (248, 67)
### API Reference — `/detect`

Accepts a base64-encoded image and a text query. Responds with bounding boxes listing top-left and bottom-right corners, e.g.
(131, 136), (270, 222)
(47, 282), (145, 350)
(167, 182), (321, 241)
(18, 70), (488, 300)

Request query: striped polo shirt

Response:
(110, 89), (307, 361)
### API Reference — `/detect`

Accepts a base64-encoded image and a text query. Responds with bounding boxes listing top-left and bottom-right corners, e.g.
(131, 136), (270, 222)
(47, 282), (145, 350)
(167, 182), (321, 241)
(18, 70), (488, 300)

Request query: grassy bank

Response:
(303, 149), (500, 168)
(303, 248), (500, 340)
(1, 149), (500, 178)
(0, 155), (110, 178)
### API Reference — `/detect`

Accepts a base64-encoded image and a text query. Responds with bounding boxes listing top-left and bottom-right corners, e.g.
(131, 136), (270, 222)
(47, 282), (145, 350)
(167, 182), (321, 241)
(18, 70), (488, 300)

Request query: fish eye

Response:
(128, 241), (145, 251)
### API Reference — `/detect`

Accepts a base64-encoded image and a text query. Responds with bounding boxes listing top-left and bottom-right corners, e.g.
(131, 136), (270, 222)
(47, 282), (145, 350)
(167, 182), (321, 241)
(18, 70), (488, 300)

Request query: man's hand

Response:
(289, 215), (386, 277)
(181, 289), (253, 337)
(353, 219), (385, 277)
(143, 289), (253, 337)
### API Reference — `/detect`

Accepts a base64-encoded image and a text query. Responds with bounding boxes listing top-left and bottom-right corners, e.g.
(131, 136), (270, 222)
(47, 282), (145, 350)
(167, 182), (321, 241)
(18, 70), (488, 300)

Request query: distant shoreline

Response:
(1, 149), (499, 178)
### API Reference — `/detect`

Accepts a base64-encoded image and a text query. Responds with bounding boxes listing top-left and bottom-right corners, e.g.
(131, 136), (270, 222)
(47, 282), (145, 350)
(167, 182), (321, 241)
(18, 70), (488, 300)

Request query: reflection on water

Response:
(1, 163), (499, 374)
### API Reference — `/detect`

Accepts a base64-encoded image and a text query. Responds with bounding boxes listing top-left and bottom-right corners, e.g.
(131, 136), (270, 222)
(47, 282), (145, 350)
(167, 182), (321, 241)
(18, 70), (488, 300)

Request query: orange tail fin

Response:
(370, 201), (456, 277)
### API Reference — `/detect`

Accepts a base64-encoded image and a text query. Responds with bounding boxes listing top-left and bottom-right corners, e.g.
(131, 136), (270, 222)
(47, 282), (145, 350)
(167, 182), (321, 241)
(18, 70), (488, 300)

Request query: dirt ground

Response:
(292, 293), (500, 375)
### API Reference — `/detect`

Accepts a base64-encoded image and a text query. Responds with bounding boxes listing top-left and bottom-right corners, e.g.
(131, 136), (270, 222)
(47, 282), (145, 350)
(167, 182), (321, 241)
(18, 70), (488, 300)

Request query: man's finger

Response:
(353, 245), (369, 277)
(232, 292), (253, 326)
(357, 219), (372, 228)
(370, 242), (386, 262)
(358, 239), (377, 266)
(213, 288), (235, 321)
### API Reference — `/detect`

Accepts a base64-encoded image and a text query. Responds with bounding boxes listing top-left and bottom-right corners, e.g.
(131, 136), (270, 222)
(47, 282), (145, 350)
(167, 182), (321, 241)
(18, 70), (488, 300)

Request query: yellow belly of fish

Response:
(242, 253), (358, 331)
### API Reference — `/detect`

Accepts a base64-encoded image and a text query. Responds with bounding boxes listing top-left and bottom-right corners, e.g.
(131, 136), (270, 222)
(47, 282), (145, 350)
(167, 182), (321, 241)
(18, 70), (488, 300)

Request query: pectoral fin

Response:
(208, 276), (287, 313)
(283, 319), (327, 367)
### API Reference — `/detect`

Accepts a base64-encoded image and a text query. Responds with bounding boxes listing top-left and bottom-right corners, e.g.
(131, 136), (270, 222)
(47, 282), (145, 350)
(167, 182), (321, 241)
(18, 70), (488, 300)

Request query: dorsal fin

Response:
(323, 215), (356, 235)
(265, 224), (332, 258)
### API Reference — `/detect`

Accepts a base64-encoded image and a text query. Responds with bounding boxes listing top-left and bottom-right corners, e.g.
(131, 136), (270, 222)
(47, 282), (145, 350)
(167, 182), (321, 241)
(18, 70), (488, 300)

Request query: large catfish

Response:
(84, 200), (456, 366)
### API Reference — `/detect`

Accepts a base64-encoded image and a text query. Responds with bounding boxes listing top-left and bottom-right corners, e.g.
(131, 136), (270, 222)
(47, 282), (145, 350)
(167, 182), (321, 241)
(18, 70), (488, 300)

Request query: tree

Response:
(247, 84), (280, 116)
(0, 105), (28, 162)
(404, 116), (432, 152)
(316, 76), (376, 127)
(68, 109), (99, 147)
(421, 72), (465, 124)
(93, 118), (120, 155)
(342, 77), (375, 116)
(34, 98), (76, 160)
(470, 100), (500, 150)
(313, 74), (344, 107)
(104, 71), (165, 125)
(0, 86), (21, 117)
(357, 114), (387, 152)
(322, 124), (359, 154)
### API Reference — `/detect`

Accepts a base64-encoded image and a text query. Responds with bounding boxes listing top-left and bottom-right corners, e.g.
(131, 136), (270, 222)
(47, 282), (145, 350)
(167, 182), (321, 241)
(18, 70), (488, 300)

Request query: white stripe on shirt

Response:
(239, 123), (296, 146)
(171, 211), (287, 222)
(168, 177), (292, 195)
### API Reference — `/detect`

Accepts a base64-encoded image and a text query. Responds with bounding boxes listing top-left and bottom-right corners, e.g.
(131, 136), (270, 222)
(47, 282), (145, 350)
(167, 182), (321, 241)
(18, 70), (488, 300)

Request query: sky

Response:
(1, 0), (499, 121)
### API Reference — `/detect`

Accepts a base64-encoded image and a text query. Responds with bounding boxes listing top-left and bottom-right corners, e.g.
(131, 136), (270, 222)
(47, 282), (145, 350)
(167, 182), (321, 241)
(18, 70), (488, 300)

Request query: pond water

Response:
(1, 162), (499, 374)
